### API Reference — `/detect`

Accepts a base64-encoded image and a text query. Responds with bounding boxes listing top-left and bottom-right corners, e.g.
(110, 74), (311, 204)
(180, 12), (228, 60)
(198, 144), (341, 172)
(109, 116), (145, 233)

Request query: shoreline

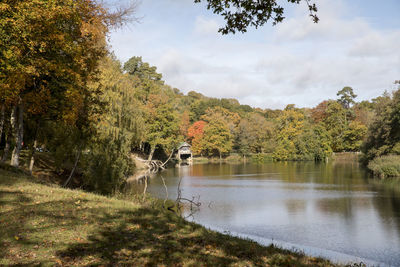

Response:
(194, 223), (381, 267)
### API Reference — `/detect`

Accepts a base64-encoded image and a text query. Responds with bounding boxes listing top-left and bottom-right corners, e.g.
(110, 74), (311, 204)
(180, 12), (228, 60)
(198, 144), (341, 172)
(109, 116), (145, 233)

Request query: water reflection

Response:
(128, 161), (400, 266)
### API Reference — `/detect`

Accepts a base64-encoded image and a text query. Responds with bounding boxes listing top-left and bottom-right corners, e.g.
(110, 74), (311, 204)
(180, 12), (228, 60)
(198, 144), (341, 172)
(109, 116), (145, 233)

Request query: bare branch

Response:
(100, 0), (142, 29)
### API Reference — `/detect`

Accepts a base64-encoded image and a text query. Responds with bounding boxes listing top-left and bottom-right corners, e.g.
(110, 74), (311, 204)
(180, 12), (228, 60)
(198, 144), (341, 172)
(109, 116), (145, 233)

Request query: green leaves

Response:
(337, 87), (357, 109)
(363, 88), (400, 162)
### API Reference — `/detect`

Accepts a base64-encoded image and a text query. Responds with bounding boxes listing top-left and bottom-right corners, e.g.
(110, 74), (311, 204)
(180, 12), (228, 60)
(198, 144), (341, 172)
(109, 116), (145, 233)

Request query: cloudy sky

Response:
(107, 0), (400, 109)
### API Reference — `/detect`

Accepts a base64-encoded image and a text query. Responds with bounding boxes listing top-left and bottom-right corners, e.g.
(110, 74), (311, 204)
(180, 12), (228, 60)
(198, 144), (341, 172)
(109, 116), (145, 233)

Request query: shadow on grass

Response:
(0, 165), (29, 187)
(56, 207), (319, 266)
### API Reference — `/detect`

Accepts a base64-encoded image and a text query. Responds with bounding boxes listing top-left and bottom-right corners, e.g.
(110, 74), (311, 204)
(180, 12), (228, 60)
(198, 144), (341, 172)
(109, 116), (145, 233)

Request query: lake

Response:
(130, 160), (400, 266)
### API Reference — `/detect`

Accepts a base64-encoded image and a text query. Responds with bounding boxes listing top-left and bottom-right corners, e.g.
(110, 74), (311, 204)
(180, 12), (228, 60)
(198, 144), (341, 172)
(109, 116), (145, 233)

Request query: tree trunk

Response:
(1, 125), (12, 162)
(0, 104), (5, 142)
(63, 150), (81, 187)
(148, 146), (155, 161)
(11, 99), (23, 167)
(160, 149), (175, 168)
(29, 139), (38, 175)
(29, 123), (40, 174)
(10, 105), (17, 165)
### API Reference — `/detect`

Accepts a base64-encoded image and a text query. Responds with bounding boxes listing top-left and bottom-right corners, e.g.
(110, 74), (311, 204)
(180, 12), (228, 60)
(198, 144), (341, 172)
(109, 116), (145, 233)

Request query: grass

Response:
(368, 155), (400, 178)
(0, 168), (342, 266)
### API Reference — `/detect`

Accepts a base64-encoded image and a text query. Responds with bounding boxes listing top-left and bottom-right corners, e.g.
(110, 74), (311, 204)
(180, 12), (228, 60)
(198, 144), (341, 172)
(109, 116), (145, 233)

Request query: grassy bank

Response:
(368, 155), (400, 178)
(0, 168), (340, 266)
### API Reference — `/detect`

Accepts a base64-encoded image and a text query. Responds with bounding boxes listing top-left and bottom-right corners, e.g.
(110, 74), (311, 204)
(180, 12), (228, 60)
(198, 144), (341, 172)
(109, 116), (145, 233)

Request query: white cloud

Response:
(194, 16), (220, 35)
(349, 31), (400, 57)
(274, 0), (370, 42)
(109, 0), (400, 109)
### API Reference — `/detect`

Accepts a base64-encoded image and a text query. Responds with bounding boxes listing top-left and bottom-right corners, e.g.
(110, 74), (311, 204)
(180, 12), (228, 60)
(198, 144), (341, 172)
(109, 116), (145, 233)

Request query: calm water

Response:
(130, 161), (400, 266)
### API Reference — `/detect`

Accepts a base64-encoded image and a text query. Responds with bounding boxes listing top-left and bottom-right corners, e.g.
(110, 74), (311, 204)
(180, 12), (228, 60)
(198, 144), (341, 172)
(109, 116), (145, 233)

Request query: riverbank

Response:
(193, 153), (274, 164)
(368, 155), (400, 178)
(193, 152), (363, 164)
(0, 168), (337, 266)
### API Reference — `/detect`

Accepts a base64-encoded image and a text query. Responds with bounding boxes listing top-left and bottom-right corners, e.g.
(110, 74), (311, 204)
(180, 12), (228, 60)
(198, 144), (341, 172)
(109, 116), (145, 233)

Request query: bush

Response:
(251, 153), (274, 163)
(82, 140), (135, 195)
(368, 155), (400, 178)
(225, 154), (243, 163)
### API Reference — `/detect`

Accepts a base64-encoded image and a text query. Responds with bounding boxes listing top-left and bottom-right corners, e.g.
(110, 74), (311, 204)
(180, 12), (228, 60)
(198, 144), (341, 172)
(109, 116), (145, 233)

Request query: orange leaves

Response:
(311, 100), (330, 123)
(187, 121), (207, 155)
(188, 121), (207, 141)
(179, 110), (190, 138)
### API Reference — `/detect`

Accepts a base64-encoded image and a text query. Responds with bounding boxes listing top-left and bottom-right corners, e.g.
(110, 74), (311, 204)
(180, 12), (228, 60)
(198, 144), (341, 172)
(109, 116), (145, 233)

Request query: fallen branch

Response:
(160, 149), (175, 168)
(174, 176), (201, 219)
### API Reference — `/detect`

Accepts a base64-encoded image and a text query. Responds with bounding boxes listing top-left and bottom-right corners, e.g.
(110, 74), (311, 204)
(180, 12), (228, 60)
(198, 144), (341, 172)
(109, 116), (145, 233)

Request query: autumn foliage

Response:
(187, 121), (207, 155)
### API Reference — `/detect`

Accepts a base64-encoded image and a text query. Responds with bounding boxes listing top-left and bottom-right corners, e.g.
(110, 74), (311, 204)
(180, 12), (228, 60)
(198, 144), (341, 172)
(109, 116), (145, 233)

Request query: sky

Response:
(107, 0), (400, 109)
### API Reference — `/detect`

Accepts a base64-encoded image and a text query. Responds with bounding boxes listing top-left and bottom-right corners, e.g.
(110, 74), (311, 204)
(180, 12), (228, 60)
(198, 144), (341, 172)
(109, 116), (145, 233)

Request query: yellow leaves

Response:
(0, 3), (11, 12)
(61, 88), (84, 125)
(25, 84), (51, 115)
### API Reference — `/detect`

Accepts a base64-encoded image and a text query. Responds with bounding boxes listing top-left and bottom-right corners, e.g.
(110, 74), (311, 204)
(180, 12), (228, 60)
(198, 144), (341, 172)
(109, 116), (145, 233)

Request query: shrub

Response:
(368, 155), (400, 178)
(251, 153), (274, 163)
(225, 154), (243, 163)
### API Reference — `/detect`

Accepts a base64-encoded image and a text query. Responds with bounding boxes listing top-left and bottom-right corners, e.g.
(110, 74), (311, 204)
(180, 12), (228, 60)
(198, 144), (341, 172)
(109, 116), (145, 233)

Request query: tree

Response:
(187, 120), (207, 155)
(201, 106), (240, 135)
(323, 101), (346, 152)
(273, 105), (332, 160)
(179, 110), (191, 140)
(311, 100), (330, 123)
(362, 87), (400, 161)
(75, 57), (145, 193)
(201, 118), (232, 158)
(123, 56), (163, 84)
(194, 0), (318, 34)
(0, 0), (135, 167)
(273, 105), (305, 160)
(236, 113), (273, 154)
(144, 93), (182, 161)
(353, 101), (375, 127)
(342, 121), (367, 152)
(337, 87), (357, 109)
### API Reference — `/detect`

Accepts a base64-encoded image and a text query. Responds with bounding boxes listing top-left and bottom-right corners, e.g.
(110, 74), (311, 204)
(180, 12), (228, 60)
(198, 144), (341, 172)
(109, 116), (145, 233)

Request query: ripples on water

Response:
(128, 161), (400, 266)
